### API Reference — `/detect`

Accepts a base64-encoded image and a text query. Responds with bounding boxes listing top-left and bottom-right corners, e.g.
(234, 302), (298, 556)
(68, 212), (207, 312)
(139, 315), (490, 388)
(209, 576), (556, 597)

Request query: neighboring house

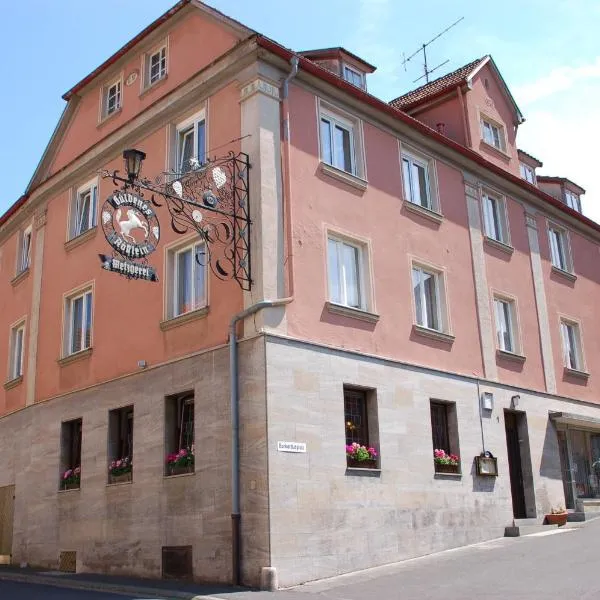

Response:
(0, 0), (598, 589)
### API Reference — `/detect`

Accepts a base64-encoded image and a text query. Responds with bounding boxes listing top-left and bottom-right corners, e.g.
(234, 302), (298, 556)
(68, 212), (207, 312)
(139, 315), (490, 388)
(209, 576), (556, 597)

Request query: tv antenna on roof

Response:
(402, 17), (464, 84)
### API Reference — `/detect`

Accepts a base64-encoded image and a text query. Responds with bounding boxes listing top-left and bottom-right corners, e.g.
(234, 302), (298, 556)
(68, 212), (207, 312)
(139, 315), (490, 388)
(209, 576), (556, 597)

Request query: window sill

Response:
(434, 472), (462, 479)
(551, 265), (577, 282)
(11, 268), (30, 287)
(480, 140), (511, 160)
(106, 480), (133, 488)
(325, 302), (379, 323)
(484, 236), (514, 255)
(496, 349), (526, 363)
(164, 471), (195, 479)
(403, 200), (444, 224)
(345, 467), (381, 477)
(412, 324), (455, 344)
(564, 367), (589, 380)
(3, 376), (23, 391)
(98, 107), (122, 128)
(318, 162), (368, 192)
(58, 347), (93, 367)
(58, 487), (80, 493)
(140, 74), (168, 98)
(65, 227), (97, 252)
(160, 306), (209, 331)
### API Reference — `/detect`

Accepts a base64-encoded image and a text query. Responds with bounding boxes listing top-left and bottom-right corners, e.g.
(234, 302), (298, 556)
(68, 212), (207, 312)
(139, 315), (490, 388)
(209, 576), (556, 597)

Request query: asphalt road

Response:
(3, 520), (600, 600)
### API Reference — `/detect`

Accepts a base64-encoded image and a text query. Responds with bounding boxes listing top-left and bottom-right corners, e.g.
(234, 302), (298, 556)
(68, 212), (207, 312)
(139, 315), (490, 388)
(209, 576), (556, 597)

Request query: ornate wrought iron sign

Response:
(99, 150), (251, 290)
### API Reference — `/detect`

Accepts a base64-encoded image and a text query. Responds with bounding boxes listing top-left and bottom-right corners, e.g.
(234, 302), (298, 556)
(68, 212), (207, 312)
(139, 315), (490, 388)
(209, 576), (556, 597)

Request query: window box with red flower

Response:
(60, 466), (81, 490)
(433, 449), (460, 474)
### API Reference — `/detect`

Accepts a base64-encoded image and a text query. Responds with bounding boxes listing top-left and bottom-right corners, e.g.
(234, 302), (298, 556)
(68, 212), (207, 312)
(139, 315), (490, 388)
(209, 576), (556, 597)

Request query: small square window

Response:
(102, 78), (122, 118)
(342, 65), (364, 89)
(108, 406), (133, 484)
(560, 320), (584, 372)
(8, 322), (25, 381)
(60, 418), (82, 490)
(147, 46), (167, 86)
(176, 114), (206, 173)
(494, 297), (518, 354)
(70, 180), (98, 239)
(482, 192), (510, 244)
(564, 190), (581, 213)
(480, 118), (506, 152)
(430, 400), (460, 474)
(17, 226), (32, 274)
(344, 387), (379, 469)
(64, 289), (93, 356)
(167, 240), (207, 319)
(165, 392), (195, 476)
(519, 163), (536, 185)
(327, 236), (368, 310)
(548, 224), (573, 273)
(412, 264), (447, 332)
(402, 152), (434, 210)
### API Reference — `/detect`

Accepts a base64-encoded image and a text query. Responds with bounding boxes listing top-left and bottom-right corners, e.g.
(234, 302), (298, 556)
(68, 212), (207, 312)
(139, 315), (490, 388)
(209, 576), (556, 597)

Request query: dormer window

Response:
(520, 163), (536, 184)
(480, 117), (506, 152)
(564, 190), (581, 213)
(342, 65), (365, 89)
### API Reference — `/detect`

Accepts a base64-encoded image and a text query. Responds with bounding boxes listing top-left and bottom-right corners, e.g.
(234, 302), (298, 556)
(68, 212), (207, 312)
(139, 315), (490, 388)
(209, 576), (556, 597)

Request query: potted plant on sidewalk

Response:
(545, 506), (568, 526)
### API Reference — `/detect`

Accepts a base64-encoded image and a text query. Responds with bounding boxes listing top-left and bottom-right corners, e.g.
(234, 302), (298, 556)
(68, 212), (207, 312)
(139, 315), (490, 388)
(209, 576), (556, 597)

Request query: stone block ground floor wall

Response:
(264, 335), (600, 587)
(0, 335), (269, 587)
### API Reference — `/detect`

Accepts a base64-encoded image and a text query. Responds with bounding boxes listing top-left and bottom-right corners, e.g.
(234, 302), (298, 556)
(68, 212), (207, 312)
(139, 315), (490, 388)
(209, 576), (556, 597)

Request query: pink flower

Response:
(74, 467), (81, 476)
(116, 460), (122, 468)
(63, 469), (73, 480)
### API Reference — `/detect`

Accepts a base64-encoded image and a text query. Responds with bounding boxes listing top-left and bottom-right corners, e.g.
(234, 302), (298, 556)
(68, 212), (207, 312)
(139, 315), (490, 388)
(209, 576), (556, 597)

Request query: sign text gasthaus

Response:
(99, 192), (160, 281)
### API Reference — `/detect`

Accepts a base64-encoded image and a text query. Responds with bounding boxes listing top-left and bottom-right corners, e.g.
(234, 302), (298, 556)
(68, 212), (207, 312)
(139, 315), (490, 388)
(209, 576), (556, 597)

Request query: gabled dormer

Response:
(390, 56), (525, 178)
(299, 47), (376, 91)
(537, 176), (585, 213)
(518, 149), (542, 186)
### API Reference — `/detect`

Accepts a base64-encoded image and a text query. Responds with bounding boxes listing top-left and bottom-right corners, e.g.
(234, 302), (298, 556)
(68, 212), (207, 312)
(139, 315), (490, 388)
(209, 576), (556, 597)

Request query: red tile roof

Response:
(389, 57), (485, 111)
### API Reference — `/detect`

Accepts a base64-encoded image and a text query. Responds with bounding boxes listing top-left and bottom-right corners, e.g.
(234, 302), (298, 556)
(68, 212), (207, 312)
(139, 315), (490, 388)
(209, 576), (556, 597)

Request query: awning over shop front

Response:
(549, 411), (600, 431)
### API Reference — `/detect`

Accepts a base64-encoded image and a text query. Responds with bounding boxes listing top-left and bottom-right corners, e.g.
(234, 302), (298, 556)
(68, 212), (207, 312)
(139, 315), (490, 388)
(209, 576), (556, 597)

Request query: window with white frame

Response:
(519, 163), (536, 184)
(412, 265), (445, 332)
(342, 65), (364, 89)
(102, 79), (122, 118)
(176, 113), (206, 174)
(168, 240), (207, 318)
(70, 180), (98, 239)
(494, 297), (517, 353)
(548, 224), (573, 272)
(480, 117), (506, 152)
(319, 110), (356, 175)
(482, 192), (509, 244)
(8, 322), (25, 381)
(64, 289), (93, 356)
(402, 152), (432, 209)
(561, 320), (584, 371)
(17, 226), (32, 274)
(564, 190), (581, 213)
(146, 45), (167, 87)
(327, 236), (366, 310)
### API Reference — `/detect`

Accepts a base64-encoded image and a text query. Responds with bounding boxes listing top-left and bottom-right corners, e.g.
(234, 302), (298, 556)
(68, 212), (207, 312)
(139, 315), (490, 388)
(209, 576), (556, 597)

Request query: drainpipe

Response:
(230, 298), (292, 585)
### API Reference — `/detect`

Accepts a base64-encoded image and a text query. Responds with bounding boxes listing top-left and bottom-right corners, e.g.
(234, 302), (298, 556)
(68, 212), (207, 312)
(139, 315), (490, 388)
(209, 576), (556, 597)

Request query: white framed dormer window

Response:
(327, 236), (367, 310)
(176, 111), (206, 174)
(64, 288), (93, 357)
(8, 321), (25, 381)
(402, 150), (435, 210)
(564, 190), (581, 213)
(102, 77), (122, 119)
(412, 264), (448, 333)
(342, 65), (365, 89)
(167, 240), (207, 319)
(17, 226), (32, 274)
(548, 223), (573, 273)
(70, 179), (98, 239)
(493, 297), (518, 354)
(482, 191), (510, 244)
(480, 117), (506, 152)
(560, 319), (585, 372)
(520, 163), (536, 185)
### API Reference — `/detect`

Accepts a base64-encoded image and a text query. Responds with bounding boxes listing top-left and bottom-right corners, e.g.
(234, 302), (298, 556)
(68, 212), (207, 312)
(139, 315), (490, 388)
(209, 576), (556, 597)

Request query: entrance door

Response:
(557, 431), (575, 509)
(0, 485), (15, 557)
(505, 412), (527, 518)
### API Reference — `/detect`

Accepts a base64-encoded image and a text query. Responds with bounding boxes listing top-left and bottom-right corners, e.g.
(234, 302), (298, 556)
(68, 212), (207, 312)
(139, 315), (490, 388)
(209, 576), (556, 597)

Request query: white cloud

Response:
(514, 57), (600, 104)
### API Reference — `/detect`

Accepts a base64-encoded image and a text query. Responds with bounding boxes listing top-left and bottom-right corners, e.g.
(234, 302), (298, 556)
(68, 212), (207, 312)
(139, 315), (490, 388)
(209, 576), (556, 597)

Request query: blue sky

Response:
(1, 0), (598, 220)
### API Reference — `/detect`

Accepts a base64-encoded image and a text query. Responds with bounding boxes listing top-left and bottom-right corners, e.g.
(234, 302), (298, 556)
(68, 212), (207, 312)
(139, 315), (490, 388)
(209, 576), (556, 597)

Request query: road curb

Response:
(0, 571), (221, 599)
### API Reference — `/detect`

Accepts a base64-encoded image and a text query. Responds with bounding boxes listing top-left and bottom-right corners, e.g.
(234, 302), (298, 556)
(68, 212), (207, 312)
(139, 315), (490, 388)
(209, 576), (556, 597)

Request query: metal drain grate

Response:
(162, 545), (192, 580)
(59, 551), (76, 573)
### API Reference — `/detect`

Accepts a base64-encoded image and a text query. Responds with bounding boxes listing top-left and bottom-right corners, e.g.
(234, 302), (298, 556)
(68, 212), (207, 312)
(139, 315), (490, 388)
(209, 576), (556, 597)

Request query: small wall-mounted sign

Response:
(126, 70), (139, 86)
(277, 441), (307, 453)
(475, 452), (498, 477)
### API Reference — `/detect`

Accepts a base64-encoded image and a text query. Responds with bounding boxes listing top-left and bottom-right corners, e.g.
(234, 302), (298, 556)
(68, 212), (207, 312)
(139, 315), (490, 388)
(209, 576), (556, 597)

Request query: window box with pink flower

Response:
(60, 466), (81, 491)
(108, 456), (132, 484)
(346, 443), (378, 469)
(433, 449), (460, 474)
(166, 447), (195, 476)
